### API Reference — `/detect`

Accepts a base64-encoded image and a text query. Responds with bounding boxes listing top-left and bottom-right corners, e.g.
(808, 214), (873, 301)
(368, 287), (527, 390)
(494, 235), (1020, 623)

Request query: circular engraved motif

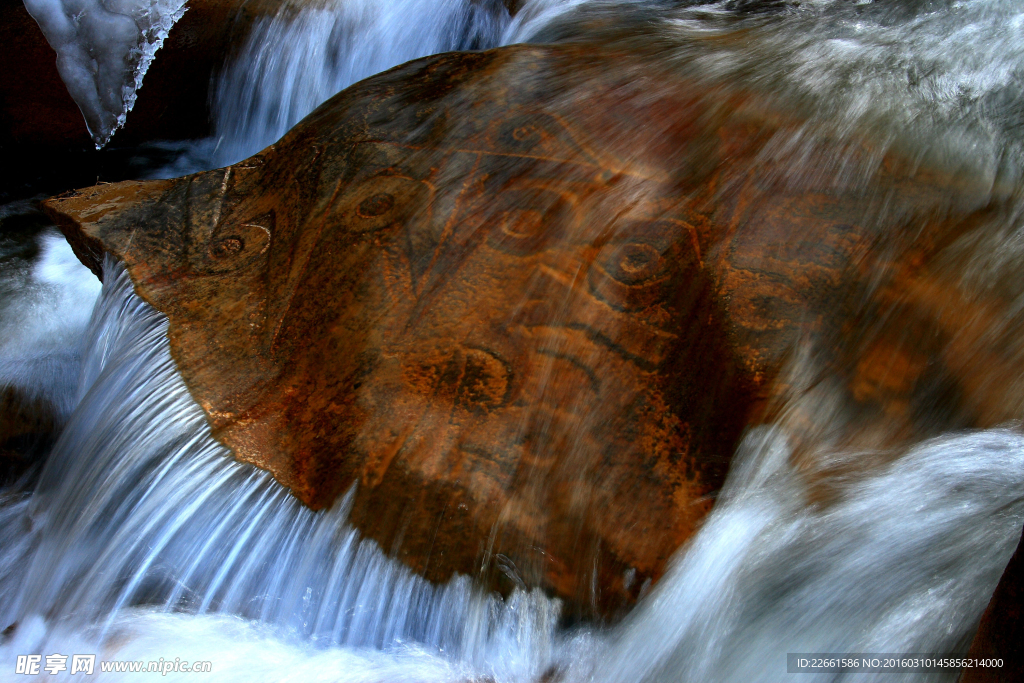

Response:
(487, 186), (573, 255)
(586, 220), (696, 312)
(210, 236), (244, 259)
(614, 243), (662, 284)
(357, 193), (396, 218)
(512, 126), (535, 141)
(498, 118), (544, 151)
(455, 347), (512, 412)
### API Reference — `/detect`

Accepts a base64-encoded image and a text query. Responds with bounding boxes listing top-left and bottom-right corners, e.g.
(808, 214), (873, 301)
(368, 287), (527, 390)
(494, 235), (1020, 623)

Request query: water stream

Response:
(1, 260), (1020, 682)
(4, 0), (1024, 680)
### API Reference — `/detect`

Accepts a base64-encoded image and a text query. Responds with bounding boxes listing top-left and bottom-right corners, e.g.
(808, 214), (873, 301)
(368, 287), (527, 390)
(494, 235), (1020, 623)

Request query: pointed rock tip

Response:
(42, 179), (176, 278)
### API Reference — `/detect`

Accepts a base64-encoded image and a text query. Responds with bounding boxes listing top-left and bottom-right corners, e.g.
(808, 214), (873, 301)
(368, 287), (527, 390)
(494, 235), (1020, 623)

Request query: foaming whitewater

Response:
(148, 0), (587, 176)
(592, 428), (1024, 683)
(22, 0), (187, 146)
(0, 222), (101, 424)
(0, 261), (1021, 682)
(522, 0), (1024, 183)
(213, 0), (510, 164)
(148, 0), (1024, 183)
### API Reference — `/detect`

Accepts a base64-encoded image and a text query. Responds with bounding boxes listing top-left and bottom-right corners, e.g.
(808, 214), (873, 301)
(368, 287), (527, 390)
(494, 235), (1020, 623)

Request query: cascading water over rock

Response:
(0, 260), (564, 683)
(6, 0), (1024, 680)
(0, 260), (1020, 681)
(209, 0), (511, 167)
(0, 214), (102, 481)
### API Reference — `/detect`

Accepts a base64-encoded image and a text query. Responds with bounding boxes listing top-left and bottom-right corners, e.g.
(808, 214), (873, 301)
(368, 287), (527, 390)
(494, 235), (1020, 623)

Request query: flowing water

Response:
(5, 0), (1024, 680)
(0, 261), (1020, 682)
(152, 0), (514, 175)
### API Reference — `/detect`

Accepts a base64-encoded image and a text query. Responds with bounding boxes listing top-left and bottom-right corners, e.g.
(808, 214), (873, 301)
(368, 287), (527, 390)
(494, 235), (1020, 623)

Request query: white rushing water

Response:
(7, 0), (1024, 680)
(144, 0), (1024, 183)
(594, 427), (1024, 683)
(0, 217), (101, 428)
(0, 261), (1020, 682)
(0, 261), (565, 683)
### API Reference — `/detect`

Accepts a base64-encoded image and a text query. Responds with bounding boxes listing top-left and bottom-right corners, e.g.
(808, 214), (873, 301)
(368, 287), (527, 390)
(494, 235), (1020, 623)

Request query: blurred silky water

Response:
(2, 0), (1024, 681)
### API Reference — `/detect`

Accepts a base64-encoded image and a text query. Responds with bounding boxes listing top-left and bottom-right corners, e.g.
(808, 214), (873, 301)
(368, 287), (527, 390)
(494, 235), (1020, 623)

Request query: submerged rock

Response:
(0, 385), (60, 483)
(44, 43), (1018, 618)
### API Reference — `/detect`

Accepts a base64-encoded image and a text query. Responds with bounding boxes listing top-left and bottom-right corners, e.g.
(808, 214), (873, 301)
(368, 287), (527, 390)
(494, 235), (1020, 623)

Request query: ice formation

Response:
(22, 0), (188, 147)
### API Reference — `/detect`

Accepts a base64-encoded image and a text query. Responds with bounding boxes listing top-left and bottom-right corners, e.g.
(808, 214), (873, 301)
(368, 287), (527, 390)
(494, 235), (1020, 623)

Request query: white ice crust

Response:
(22, 0), (188, 147)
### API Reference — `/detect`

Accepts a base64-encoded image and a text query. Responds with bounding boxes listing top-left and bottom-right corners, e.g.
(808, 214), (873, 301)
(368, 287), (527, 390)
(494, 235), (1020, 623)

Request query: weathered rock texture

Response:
(44, 44), (1019, 618)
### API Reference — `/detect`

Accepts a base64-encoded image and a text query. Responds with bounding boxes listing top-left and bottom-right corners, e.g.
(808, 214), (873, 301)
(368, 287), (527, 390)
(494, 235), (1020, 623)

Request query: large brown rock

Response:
(43, 43), (1018, 618)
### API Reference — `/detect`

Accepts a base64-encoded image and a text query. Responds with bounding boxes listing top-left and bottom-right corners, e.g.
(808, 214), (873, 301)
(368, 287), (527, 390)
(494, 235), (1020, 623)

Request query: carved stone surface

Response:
(45, 44), (1010, 618)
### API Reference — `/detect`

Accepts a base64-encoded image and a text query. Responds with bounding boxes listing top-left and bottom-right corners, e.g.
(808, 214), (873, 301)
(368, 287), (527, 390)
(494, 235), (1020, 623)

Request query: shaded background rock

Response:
(1, 0), (523, 203)
(0, 0), (88, 151)
(963, 530), (1024, 683)
(2, 0), (524, 152)
(0, 0), (281, 150)
(0, 386), (60, 484)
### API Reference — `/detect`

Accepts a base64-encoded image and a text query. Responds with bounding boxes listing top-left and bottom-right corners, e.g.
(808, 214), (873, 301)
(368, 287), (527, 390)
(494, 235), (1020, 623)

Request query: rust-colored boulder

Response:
(44, 43), (1017, 618)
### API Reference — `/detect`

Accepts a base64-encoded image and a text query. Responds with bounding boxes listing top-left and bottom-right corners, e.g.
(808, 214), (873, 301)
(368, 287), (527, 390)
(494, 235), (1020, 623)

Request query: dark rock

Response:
(962, 530), (1024, 683)
(0, 385), (60, 485)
